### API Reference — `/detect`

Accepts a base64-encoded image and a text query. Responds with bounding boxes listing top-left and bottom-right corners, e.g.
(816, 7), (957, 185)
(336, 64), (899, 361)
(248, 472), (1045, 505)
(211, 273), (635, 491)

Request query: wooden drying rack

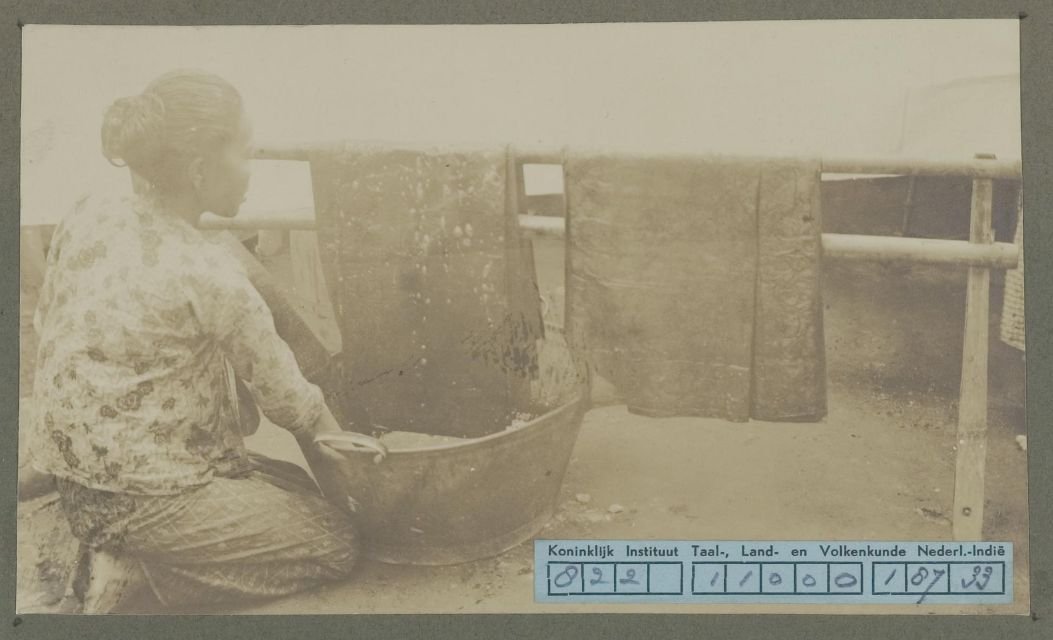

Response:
(198, 144), (1023, 543)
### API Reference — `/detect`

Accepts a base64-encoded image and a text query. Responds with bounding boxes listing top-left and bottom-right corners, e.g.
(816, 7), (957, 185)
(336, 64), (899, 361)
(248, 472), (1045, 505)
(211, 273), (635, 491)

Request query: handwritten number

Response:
(738, 570), (753, 588)
(709, 571), (721, 587)
(802, 574), (817, 588)
(976, 565), (994, 590)
(884, 569), (898, 586)
(834, 572), (858, 588)
(915, 568), (946, 604)
(910, 566), (929, 586)
(961, 565), (995, 590)
(590, 567), (608, 586)
(769, 572), (783, 586)
(619, 568), (639, 585)
(553, 565), (579, 588)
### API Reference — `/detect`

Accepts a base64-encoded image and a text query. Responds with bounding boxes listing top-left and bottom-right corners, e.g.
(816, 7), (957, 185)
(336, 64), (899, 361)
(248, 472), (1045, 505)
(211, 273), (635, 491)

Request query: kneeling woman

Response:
(29, 69), (357, 612)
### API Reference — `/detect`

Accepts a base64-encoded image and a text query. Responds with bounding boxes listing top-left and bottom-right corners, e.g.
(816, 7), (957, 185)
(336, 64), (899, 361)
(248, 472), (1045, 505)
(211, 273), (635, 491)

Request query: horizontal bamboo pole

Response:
(523, 219), (1019, 268)
(822, 156), (1020, 180)
(821, 234), (1017, 269)
(252, 141), (326, 162)
(201, 211), (1020, 269)
(516, 214), (565, 236)
(200, 207), (316, 230)
(253, 143), (1022, 180)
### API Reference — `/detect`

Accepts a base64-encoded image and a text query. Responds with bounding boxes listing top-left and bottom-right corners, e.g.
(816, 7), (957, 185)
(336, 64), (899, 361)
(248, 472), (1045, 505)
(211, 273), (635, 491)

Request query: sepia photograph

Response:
(16, 21), (1028, 615)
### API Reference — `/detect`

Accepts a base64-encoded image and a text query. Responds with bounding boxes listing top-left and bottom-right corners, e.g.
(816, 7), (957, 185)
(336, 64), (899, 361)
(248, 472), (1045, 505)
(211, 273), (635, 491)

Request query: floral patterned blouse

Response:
(29, 193), (324, 495)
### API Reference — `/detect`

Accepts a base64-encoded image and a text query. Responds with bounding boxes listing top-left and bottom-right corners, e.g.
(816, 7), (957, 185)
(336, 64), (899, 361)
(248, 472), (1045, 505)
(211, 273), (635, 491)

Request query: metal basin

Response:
(302, 328), (590, 565)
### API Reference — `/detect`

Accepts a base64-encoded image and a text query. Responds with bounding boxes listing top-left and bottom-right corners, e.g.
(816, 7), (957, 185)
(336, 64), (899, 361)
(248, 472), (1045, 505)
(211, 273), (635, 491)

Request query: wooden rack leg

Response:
(288, 229), (343, 355)
(952, 162), (995, 541)
(289, 230), (328, 317)
(256, 229), (286, 258)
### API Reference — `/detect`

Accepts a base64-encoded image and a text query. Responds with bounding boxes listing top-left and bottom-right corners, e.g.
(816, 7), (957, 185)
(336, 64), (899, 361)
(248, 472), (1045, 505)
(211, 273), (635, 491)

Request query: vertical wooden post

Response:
(561, 149), (575, 343)
(289, 230), (329, 317)
(288, 229), (342, 354)
(506, 147), (537, 410)
(952, 155), (995, 541)
(899, 175), (917, 237)
(256, 229), (286, 258)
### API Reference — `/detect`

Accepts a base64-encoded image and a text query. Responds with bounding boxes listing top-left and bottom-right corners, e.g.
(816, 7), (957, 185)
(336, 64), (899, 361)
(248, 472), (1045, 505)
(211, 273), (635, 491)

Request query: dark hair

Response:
(101, 69), (243, 193)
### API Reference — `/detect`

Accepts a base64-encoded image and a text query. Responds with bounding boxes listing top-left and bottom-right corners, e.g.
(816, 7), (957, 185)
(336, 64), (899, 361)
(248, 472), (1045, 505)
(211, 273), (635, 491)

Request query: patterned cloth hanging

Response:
(565, 152), (827, 422)
(310, 142), (543, 437)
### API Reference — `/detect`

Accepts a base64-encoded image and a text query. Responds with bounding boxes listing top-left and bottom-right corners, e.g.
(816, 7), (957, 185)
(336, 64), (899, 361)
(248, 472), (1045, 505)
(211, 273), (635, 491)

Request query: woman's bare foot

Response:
(81, 550), (151, 614)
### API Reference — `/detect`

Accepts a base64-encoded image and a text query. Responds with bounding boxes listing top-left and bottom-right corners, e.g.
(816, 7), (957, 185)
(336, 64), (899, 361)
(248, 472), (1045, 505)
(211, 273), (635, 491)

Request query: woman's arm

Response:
(191, 263), (358, 511)
(187, 257), (337, 440)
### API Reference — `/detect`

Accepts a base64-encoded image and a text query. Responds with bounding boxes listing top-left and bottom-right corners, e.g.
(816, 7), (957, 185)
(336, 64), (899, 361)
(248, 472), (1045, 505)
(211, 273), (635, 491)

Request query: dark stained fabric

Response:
(750, 159), (827, 421)
(310, 143), (542, 437)
(565, 152), (826, 422)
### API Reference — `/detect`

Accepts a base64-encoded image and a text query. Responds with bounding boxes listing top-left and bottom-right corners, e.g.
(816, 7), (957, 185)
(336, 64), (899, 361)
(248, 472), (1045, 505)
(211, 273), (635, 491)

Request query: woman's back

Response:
(30, 194), (254, 495)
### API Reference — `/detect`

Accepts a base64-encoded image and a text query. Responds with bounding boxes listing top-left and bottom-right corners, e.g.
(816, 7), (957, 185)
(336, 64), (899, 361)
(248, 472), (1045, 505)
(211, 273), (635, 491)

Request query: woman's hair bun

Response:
(99, 70), (243, 193)
(100, 92), (167, 170)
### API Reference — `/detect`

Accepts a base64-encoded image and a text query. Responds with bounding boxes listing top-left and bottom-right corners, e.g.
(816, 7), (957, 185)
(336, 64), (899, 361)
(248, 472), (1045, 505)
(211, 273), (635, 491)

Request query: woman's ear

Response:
(187, 156), (206, 192)
(129, 171), (152, 195)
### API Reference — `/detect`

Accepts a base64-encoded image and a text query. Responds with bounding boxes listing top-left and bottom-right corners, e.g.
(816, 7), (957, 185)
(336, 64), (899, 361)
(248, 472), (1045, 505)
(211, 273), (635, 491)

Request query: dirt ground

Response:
(16, 232), (1030, 616)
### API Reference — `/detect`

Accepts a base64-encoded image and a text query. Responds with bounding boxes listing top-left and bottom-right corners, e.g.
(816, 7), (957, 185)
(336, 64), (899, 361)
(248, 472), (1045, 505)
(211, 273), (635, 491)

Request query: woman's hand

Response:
(294, 404), (365, 516)
(296, 405), (347, 465)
